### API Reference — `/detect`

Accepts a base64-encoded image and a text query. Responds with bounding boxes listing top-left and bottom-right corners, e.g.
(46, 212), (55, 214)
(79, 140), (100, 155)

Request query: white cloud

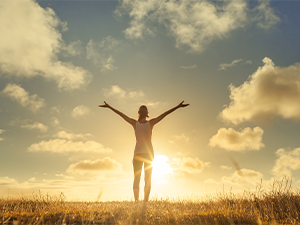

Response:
(28, 139), (112, 154)
(272, 148), (300, 177)
(67, 158), (122, 175)
(219, 59), (253, 70)
(54, 131), (92, 140)
(180, 65), (197, 69)
(21, 122), (48, 133)
(222, 168), (263, 186)
(253, 0), (281, 30)
(220, 57), (300, 124)
(145, 101), (161, 108)
(0, 129), (5, 141)
(0, 0), (91, 90)
(0, 176), (17, 185)
(86, 37), (119, 72)
(2, 83), (45, 112)
(71, 105), (91, 118)
(209, 127), (264, 151)
(173, 133), (190, 142)
(64, 40), (82, 56)
(220, 165), (232, 170)
(172, 157), (210, 174)
(116, 0), (279, 52)
(103, 85), (144, 99)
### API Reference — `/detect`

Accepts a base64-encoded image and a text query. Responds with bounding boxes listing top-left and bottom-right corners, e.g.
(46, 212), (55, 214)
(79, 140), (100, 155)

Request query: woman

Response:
(99, 101), (189, 202)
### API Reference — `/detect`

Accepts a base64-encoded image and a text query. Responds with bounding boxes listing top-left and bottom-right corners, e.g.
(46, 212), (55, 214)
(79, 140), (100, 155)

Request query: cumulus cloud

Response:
(103, 85), (144, 99)
(71, 105), (91, 118)
(220, 57), (300, 124)
(21, 122), (48, 133)
(86, 37), (119, 72)
(3, 84), (45, 112)
(0, 0), (91, 90)
(0, 129), (5, 141)
(222, 168), (263, 186)
(272, 148), (300, 177)
(116, 0), (279, 52)
(180, 65), (197, 69)
(209, 127), (264, 151)
(67, 157), (122, 175)
(54, 131), (92, 140)
(172, 157), (210, 174)
(28, 139), (112, 154)
(220, 165), (232, 170)
(218, 59), (252, 70)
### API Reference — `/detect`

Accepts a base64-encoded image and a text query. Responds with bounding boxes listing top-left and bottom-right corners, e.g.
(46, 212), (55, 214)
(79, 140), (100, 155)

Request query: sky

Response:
(1, 0), (300, 202)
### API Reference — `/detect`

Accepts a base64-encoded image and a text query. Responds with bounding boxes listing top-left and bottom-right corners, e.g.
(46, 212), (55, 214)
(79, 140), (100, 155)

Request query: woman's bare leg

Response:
(133, 156), (143, 202)
(144, 162), (153, 202)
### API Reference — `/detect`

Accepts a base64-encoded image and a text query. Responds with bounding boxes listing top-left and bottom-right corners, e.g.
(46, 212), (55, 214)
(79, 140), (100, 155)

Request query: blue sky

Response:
(0, 0), (300, 201)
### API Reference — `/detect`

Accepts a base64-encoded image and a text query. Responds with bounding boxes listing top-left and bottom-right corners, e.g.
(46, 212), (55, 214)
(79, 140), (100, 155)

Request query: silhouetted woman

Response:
(99, 101), (189, 202)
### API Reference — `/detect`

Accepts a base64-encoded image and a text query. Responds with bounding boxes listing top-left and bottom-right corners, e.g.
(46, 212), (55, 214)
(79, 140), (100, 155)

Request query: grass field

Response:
(1, 178), (299, 224)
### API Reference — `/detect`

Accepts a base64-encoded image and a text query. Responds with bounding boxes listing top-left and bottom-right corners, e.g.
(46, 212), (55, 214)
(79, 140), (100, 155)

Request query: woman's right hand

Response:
(177, 101), (189, 108)
(99, 101), (111, 108)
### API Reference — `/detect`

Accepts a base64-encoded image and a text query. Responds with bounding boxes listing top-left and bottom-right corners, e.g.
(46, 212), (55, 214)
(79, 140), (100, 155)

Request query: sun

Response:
(152, 155), (173, 178)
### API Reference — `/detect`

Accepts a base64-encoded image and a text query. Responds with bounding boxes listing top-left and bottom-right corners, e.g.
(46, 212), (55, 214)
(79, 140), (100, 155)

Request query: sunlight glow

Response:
(152, 155), (173, 178)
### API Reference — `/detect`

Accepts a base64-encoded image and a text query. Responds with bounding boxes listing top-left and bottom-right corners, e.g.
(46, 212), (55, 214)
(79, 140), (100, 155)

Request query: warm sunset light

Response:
(1, 0), (300, 210)
(152, 155), (173, 178)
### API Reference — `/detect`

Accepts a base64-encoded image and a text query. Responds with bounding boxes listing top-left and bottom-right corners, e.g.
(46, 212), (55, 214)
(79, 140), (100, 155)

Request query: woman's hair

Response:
(138, 105), (149, 120)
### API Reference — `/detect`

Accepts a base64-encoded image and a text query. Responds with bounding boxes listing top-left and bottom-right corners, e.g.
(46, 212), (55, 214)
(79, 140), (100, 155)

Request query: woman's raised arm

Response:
(99, 101), (136, 127)
(149, 101), (189, 128)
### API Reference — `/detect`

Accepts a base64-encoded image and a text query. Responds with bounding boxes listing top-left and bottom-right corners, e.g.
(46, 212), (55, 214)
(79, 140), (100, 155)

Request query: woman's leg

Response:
(132, 156), (143, 201)
(144, 154), (153, 202)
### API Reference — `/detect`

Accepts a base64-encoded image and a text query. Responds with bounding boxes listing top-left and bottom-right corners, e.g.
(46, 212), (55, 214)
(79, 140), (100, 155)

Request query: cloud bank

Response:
(3, 84), (45, 112)
(209, 127), (264, 151)
(116, 0), (280, 52)
(55, 131), (92, 140)
(0, 0), (91, 90)
(172, 157), (210, 174)
(67, 158), (122, 175)
(222, 168), (263, 186)
(28, 139), (112, 154)
(221, 57), (300, 124)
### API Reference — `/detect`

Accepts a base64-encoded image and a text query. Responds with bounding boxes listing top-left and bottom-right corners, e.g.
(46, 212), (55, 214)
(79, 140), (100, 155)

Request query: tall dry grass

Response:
(1, 178), (299, 224)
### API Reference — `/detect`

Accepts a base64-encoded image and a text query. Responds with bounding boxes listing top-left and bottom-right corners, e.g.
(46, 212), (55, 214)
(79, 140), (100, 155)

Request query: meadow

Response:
(1, 178), (299, 224)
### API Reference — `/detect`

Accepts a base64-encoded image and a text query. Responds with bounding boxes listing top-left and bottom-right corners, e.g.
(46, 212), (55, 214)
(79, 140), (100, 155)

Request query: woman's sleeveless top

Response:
(134, 121), (154, 155)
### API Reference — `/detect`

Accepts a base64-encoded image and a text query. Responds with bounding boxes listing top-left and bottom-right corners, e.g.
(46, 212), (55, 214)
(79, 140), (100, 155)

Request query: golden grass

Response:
(1, 178), (299, 224)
